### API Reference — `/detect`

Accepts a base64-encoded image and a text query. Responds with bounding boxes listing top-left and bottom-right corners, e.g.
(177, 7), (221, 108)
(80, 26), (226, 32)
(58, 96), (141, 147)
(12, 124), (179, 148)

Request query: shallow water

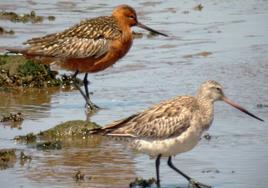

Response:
(0, 0), (268, 187)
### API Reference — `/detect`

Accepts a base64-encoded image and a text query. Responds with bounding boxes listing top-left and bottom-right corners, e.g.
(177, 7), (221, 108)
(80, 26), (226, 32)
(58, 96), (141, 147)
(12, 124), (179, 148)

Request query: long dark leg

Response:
(155, 154), (161, 187)
(72, 71), (89, 104)
(83, 73), (99, 110)
(167, 156), (211, 188)
(83, 73), (90, 99)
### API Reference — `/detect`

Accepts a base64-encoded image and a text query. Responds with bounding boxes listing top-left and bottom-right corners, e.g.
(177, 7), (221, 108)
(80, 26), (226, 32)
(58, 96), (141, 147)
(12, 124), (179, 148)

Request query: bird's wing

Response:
(26, 37), (109, 58)
(23, 16), (122, 58)
(93, 96), (197, 139)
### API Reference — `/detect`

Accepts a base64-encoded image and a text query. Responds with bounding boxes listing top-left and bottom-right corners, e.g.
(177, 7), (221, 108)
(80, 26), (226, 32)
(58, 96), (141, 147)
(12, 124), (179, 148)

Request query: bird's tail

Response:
(89, 127), (106, 135)
(6, 48), (26, 55)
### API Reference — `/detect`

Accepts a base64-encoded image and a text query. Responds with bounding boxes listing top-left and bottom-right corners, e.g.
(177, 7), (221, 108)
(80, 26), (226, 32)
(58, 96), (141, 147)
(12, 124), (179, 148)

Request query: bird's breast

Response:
(131, 126), (203, 157)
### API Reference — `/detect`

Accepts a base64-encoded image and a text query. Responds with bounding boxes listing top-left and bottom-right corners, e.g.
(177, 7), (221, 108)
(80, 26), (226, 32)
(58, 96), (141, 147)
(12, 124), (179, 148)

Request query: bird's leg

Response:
(72, 71), (97, 111)
(72, 71), (88, 102)
(83, 73), (99, 110)
(167, 156), (211, 188)
(155, 154), (161, 187)
(83, 73), (90, 99)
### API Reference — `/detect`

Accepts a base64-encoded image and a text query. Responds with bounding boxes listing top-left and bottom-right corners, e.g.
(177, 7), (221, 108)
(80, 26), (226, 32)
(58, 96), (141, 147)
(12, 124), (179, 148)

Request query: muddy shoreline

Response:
(0, 0), (267, 188)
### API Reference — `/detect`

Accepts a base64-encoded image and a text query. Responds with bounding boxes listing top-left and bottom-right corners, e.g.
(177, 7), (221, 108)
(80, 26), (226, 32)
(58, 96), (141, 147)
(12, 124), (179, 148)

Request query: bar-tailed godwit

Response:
(7, 4), (167, 112)
(91, 80), (264, 188)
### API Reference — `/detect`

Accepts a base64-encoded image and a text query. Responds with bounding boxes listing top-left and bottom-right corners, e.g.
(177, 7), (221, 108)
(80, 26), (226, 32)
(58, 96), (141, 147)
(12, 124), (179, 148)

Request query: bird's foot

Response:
(189, 179), (211, 188)
(156, 181), (161, 188)
(85, 101), (100, 114)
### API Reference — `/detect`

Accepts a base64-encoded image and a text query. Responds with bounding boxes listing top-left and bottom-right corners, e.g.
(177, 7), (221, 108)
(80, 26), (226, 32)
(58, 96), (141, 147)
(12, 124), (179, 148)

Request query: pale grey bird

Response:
(91, 80), (264, 188)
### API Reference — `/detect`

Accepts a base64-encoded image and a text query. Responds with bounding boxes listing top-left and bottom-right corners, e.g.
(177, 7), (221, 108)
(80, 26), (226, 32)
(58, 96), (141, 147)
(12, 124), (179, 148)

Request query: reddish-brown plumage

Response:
(62, 33), (133, 73)
(7, 4), (168, 110)
(8, 5), (167, 73)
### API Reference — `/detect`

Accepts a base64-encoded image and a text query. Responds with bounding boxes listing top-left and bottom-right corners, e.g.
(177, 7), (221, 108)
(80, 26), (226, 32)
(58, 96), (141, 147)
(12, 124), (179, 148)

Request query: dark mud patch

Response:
(0, 149), (16, 170)
(129, 177), (157, 188)
(0, 55), (81, 88)
(0, 10), (55, 23)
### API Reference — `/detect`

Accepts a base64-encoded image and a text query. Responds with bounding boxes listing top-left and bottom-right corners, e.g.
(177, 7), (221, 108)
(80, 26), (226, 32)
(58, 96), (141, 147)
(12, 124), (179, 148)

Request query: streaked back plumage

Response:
(92, 96), (200, 139)
(24, 16), (122, 58)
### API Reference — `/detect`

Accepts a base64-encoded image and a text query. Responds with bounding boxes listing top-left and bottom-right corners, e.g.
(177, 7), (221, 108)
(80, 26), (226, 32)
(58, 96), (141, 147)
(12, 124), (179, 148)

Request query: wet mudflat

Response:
(0, 0), (268, 187)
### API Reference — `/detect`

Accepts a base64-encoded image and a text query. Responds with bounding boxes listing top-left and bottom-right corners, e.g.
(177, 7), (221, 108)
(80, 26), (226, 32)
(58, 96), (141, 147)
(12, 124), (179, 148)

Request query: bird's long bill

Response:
(222, 96), (264, 122)
(137, 22), (168, 37)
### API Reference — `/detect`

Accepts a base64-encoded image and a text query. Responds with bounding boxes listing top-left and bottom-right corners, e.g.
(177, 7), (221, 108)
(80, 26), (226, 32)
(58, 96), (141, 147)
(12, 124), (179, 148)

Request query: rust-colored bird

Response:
(7, 4), (168, 111)
(91, 80), (264, 188)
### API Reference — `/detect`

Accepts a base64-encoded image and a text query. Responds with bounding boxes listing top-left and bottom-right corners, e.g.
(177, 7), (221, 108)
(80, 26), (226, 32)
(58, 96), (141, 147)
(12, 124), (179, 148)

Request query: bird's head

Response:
(197, 80), (264, 122)
(197, 80), (224, 102)
(112, 5), (168, 37)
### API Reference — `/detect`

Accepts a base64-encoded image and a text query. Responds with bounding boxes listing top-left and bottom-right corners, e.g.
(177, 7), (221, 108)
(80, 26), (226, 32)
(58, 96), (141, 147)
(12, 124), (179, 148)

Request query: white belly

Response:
(131, 126), (203, 157)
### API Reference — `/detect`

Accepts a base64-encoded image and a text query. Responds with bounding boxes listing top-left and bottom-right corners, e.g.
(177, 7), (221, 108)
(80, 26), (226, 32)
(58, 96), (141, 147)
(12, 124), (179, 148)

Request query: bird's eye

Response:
(216, 87), (221, 91)
(128, 15), (135, 19)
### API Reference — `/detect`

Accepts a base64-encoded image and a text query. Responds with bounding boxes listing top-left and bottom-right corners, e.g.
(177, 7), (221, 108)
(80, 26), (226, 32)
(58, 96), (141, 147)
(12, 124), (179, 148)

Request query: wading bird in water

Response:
(7, 4), (168, 112)
(91, 80), (264, 188)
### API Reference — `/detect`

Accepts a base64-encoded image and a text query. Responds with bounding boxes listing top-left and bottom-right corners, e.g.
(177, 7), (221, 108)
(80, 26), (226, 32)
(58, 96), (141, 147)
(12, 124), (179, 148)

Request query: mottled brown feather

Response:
(93, 96), (199, 139)
(24, 16), (122, 58)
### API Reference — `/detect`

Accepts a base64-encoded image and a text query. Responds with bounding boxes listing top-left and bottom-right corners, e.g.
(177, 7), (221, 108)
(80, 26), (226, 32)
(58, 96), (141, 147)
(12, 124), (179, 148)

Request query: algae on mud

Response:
(38, 120), (100, 139)
(14, 120), (100, 144)
(14, 132), (37, 144)
(0, 112), (23, 122)
(0, 55), (81, 88)
(14, 120), (100, 151)
(0, 10), (55, 23)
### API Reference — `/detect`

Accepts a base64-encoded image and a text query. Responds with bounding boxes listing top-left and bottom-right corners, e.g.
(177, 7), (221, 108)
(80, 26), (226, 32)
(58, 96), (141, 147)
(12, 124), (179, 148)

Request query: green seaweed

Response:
(0, 55), (81, 88)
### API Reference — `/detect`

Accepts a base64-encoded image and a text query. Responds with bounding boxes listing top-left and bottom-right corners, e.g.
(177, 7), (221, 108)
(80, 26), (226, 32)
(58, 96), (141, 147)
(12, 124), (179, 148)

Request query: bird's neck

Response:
(197, 98), (214, 130)
(112, 16), (132, 41)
